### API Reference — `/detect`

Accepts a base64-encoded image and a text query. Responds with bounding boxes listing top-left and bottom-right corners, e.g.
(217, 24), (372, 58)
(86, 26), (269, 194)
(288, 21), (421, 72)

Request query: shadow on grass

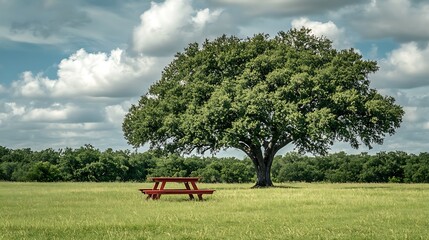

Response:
(211, 186), (252, 190)
(340, 186), (391, 189)
(212, 185), (300, 190)
(248, 185), (301, 189)
(272, 185), (301, 189)
(143, 197), (216, 203)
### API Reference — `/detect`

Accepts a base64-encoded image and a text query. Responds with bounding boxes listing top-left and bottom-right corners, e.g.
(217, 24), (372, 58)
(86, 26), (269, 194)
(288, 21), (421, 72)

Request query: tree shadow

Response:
(272, 185), (301, 189)
(340, 186), (390, 189)
(147, 197), (215, 202)
(250, 185), (301, 189)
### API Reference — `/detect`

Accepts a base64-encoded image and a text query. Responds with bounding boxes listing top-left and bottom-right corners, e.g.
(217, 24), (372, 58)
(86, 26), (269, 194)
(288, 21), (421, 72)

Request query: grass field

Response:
(0, 182), (428, 240)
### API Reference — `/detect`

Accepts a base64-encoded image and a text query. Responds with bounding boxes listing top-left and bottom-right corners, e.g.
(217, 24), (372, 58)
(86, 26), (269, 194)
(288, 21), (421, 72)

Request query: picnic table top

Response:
(149, 177), (201, 182)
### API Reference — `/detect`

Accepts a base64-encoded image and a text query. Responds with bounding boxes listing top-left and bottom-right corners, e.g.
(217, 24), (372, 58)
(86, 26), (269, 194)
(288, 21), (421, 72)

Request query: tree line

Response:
(0, 145), (428, 183)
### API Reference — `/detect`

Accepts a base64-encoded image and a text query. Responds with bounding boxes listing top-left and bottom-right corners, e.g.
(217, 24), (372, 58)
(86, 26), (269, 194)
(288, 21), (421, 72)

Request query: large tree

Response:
(123, 28), (404, 187)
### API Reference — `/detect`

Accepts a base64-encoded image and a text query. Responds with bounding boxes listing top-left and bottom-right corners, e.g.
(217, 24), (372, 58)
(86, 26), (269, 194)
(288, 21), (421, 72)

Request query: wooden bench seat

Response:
(141, 189), (215, 200)
(138, 188), (152, 193)
(141, 189), (215, 195)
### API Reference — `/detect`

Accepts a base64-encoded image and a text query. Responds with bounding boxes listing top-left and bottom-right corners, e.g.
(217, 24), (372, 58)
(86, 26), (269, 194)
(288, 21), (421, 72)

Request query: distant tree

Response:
(27, 161), (62, 182)
(276, 156), (323, 182)
(1, 148), (32, 163)
(0, 162), (18, 181)
(57, 147), (78, 181)
(32, 148), (61, 165)
(149, 155), (203, 178)
(124, 152), (157, 181)
(0, 146), (11, 162)
(220, 159), (254, 183)
(404, 153), (429, 183)
(196, 160), (223, 183)
(78, 149), (128, 182)
(324, 152), (365, 182)
(123, 28), (404, 187)
(359, 151), (406, 182)
(59, 144), (101, 181)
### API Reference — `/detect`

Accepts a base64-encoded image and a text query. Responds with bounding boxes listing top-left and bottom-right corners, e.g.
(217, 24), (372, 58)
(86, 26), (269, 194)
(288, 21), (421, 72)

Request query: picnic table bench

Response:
(139, 177), (215, 200)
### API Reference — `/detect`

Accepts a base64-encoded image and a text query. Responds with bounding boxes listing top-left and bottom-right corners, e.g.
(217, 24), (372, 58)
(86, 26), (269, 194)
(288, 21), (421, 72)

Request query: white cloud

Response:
(22, 103), (75, 122)
(13, 48), (158, 98)
(403, 107), (419, 123)
(2, 1), (172, 150)
(133, 0), (223, 56)
(105, 102), (130, 124)
(0, 113), (6, 125)
(345, 0), (429, 42)
(0, 84), (6, 93)
(54, 49), (155, 97)
(12, 71), (55, 98)
(0, 1), (90, 45)
(368, 43), (378, 59)
(0, 1), (152, 50)
(5, 102), (26, 116)
(192, 8), (222, 28)
(45, 122), (106, 131)
(1, 102), (102, 124)
(385, 42), (428, 74)
(373, 42), (429, 89)
(0, 102), (25, 126)
(0, 1), (182, 150)
(0, 25), (65, 45)
(291, 17), (351, 49)
(0, 98), (129, 149)
(211, 0), (365, 17)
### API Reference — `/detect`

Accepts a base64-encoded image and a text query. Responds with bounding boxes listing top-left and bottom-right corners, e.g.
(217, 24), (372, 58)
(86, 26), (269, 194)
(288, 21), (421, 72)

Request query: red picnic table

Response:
(139, 177), (215, 200)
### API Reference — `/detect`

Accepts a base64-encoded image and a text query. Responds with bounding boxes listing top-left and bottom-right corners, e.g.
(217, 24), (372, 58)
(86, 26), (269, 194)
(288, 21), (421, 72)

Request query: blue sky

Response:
(1, 0), (429, 156)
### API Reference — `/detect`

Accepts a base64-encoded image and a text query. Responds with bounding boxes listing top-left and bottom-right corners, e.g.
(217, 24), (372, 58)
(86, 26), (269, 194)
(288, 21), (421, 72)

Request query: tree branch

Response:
(273, 137), (292, 154)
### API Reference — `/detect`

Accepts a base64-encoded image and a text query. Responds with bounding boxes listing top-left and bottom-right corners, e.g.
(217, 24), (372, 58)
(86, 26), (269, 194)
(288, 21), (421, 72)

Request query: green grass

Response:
(0, 182), (428, 239)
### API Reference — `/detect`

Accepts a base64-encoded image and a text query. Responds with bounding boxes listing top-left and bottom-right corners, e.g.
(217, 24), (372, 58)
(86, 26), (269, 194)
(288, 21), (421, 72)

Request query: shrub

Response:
(27, 161), (62, 182)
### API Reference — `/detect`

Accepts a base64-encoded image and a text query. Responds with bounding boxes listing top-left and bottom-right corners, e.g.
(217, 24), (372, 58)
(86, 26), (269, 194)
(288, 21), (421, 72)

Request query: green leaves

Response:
(123, 27), (404, 158)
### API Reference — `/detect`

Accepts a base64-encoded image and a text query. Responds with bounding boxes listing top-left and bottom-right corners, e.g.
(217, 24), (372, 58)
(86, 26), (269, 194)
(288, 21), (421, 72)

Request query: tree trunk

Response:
(252, 155), (274, 188)
(239, 139), (287, 188)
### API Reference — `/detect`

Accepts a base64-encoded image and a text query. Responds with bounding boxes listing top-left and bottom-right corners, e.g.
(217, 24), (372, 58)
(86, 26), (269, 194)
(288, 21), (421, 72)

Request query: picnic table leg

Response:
(195, 194), (203, 200)
(184, 182), (195, 200)
(151, 192), (162, 200)
(147, 181), (163, 200)
(146, 182), (160, 200)
(154, 181), (167, 200)
(190, 182), (203, 200)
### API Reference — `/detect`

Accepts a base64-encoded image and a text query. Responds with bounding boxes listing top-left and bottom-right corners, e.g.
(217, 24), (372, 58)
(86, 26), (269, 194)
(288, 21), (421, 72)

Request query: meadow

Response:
(0, 182), (428, 240)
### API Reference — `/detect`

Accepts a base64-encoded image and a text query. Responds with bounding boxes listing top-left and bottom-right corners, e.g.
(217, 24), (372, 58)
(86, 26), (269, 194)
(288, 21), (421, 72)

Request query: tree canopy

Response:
(123, 28), (404, 187)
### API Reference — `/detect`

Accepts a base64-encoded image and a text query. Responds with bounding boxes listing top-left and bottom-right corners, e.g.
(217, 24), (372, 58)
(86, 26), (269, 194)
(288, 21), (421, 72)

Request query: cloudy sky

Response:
(1, 0), (429, 156)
